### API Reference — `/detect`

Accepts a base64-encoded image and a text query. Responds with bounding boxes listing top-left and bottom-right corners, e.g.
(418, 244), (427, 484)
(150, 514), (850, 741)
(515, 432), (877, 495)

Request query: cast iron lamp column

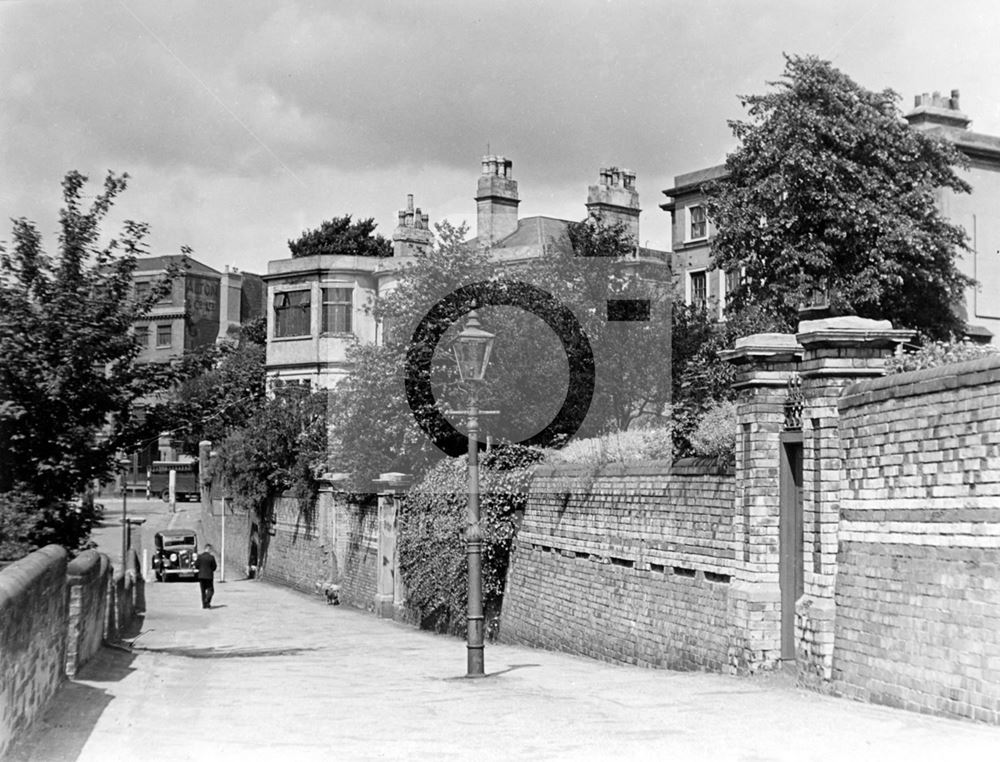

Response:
(118, 458), (131, 568)
(451, 311), (495, 677)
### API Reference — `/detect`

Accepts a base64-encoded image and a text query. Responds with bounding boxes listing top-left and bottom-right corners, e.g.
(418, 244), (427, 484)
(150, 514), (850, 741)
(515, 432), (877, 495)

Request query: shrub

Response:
(886, 338), (999, 374)
(397, 444), (539, 635)
(688, 400), (737, 465)
(539, 425), (673, 468)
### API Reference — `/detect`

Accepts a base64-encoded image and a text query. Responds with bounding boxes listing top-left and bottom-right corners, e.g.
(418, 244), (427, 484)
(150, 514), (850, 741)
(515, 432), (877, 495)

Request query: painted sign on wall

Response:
(185, 274), (220, 349)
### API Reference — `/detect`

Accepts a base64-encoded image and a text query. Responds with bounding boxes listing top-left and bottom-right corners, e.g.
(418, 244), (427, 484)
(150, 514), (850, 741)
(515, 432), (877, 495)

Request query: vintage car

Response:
(152, 529), (199, 581)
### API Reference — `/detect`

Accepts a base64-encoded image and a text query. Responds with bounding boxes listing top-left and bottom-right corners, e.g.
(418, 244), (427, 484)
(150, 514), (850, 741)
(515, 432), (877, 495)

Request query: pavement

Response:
(7, 505), (1000, 761)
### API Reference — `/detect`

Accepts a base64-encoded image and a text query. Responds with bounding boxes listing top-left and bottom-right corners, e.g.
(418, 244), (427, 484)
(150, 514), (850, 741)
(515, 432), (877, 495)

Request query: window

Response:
(689, 271), (707, 309)
(687, 205), (707, 241)
(274, 290), (311, 338)
(156, 324), (172, 348)
(724, 269), (740, 297)
(135, 325), (150, 348)
(134, 281), (151, 300)
(321, 287), (353, 334)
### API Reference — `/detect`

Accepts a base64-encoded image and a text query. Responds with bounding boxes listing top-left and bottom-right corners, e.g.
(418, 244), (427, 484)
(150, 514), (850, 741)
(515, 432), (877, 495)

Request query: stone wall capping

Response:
(840, 354), (1000, 409)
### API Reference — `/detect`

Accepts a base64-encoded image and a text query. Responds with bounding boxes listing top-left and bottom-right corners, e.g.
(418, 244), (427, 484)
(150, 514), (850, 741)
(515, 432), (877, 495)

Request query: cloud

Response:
(3, 0), (1000, 273)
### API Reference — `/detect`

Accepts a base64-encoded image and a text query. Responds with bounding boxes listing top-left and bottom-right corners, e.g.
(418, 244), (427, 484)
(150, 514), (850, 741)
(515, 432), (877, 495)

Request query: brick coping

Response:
(840, 354), (1000, 409)
(531, 456), (733, 479)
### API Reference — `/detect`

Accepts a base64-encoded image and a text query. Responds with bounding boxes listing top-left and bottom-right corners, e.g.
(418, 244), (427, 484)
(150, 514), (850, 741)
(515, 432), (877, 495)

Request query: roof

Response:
(465, 215), (575, 255)
(134, 255), (222, 278)
(660, 164), (729, 211)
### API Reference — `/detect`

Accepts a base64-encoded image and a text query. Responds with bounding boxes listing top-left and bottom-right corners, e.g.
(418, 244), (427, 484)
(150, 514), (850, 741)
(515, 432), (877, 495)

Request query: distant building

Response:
(662, 90), (1000, 342)
(132, 255), (265, 360)
(125, 255), (265, 489)
(264, 158), (670, 389)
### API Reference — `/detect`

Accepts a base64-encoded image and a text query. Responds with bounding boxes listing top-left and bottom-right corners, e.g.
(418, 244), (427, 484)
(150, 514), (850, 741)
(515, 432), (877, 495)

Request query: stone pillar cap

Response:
(719, 332), (803, 364)
(796, 316), (915, 348)
(372, 472), (413, 491)
(798, 315), (892, 333)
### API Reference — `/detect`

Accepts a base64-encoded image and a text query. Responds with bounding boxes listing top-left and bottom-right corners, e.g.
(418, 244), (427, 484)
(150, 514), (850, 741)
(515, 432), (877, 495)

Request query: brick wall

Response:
(337, 498), (378, 611)
(65, 550), (112, 678)
(259, 493), (337, 595)
(834, 355), (1000, 722)
(500, 460), (737, 670)
(0, 545), (68, 758)
(203, 487), (382, 611)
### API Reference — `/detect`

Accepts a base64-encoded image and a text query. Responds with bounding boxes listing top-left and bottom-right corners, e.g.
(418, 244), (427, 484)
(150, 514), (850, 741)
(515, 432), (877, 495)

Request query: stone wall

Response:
(107, 549), (145, 643)
(65, 550), (112, 678)
(0, 545), (68, 758)
(500, 460), (737, 670)
(832, 355), (1000, 723)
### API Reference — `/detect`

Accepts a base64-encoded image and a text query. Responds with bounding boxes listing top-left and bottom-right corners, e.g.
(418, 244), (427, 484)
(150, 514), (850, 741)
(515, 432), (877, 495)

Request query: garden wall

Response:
(0, 545), (68, 758)
(500, 459), (737, 670)
(833, 355), (1000, 723)
(200, 485), (381, 612)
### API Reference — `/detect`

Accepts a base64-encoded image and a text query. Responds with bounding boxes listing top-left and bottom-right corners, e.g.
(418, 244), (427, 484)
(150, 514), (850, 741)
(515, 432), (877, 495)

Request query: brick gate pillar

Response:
(794, 316), (914, 689)
(720, 333), (802, 674)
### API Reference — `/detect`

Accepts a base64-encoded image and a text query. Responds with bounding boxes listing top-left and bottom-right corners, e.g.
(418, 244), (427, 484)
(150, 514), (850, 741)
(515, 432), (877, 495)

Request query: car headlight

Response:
(170, 553), (177, 561)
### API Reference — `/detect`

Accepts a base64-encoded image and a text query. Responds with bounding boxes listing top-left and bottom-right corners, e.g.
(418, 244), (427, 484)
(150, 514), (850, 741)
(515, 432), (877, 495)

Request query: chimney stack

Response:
(904, 88), (971, 131)
(392, 193), (432, 258)
(475, 155), (519, 245)
(586, 166), (640, 242)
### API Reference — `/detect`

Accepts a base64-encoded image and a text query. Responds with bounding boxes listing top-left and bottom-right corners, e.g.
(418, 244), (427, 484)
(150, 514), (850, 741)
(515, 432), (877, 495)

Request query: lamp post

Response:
(451, 311), (495, 677)
(118, 458), (131, 568)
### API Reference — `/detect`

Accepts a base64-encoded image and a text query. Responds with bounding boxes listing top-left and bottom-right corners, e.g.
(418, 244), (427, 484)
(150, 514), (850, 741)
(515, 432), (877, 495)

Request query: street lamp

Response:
(117, 457), (131, 568)
(451, 310), (495, 677)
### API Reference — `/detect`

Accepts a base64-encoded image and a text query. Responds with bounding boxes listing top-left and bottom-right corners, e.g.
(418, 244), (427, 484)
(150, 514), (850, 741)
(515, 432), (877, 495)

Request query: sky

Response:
(2, 0), (1000, 275)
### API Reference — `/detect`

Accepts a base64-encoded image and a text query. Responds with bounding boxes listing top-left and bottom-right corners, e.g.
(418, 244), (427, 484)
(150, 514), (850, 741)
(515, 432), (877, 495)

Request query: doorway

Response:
(779, 433), (804, 661)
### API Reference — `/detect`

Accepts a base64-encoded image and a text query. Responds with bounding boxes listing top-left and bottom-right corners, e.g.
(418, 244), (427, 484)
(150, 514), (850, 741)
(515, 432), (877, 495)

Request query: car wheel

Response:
(161, 489), (170, 502)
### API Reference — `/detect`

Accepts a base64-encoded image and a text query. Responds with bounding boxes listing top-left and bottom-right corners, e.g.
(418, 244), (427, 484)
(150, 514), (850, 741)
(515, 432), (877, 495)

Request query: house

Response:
(661, 90), (1000, 342)
(264, 157), (670, 390)
(263, 195), (431, 390)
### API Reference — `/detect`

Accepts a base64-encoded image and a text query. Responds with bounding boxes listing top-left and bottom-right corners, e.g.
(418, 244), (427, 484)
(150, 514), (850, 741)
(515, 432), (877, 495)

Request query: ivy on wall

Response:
(397, 445), (539, 635)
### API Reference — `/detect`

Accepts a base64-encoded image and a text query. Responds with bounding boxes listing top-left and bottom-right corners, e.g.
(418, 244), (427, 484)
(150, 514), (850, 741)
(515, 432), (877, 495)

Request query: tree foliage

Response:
(211, 390), (329, 522)
(670, 302), (783, 457)
(0, 170), (198, 555)
(288, 214), (392, 259)
(706, 54), (972, 339)
(152, 320), (267, 457)
(329, 217), (672, 490)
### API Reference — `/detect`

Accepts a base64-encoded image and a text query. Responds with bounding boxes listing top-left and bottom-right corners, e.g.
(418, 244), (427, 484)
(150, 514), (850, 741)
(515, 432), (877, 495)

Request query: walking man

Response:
(196, 544), (218, 609)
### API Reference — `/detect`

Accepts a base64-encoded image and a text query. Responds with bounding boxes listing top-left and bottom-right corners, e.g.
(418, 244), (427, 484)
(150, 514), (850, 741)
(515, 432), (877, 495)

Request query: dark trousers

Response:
(199, 578), (214, 608)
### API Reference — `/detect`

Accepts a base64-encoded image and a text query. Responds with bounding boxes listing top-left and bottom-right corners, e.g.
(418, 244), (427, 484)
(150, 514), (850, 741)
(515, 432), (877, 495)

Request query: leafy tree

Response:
(528, 216), (672, 433)
(152, 320), (267, 457)
(0, 170), (195, 555)
(288, 214), (392, 259)
(211, 390), (328, 523)
(330, 217), (672, 489)
(706, 54), (972, 339)
(670, 302), (784, 457)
